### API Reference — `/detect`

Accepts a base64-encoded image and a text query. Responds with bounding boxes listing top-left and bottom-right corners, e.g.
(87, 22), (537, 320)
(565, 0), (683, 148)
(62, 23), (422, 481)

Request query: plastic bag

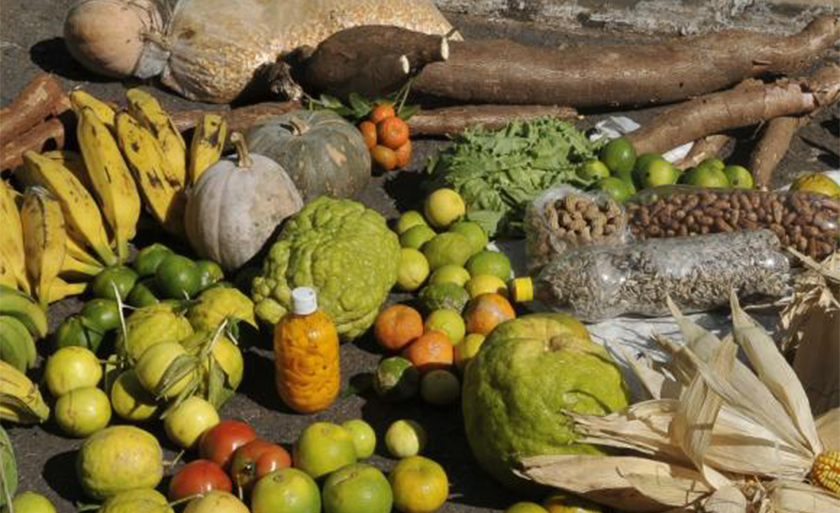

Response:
(625, 186), (840, 260)
(524, 185), (628, 272)
(530, 230), (791, 322)
(137, 0), (456, 102)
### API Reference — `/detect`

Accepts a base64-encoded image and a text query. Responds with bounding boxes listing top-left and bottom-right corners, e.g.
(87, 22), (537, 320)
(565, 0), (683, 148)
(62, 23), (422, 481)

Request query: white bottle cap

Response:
(292, 287), (318, 315)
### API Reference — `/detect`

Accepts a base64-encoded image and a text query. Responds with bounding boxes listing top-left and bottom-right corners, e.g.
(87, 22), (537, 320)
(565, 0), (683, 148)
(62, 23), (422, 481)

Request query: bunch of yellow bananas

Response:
(5, 88), (228, 305)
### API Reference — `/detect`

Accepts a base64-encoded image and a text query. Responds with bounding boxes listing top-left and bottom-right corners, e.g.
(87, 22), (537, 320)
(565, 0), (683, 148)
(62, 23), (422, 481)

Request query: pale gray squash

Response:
(244, 110), (371, 201)
(185, 133), (303, 271)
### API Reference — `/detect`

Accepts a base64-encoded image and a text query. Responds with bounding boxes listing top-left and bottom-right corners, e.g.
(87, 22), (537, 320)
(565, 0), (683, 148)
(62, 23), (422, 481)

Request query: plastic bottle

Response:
(273, 287), (340, 413)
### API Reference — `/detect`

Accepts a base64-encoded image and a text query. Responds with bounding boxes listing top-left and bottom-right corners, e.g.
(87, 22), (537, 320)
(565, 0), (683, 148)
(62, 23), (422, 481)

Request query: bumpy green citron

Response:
(115, 304), (193, 362)
(76, 426), (164, 500)
(462, 314), (629, 491)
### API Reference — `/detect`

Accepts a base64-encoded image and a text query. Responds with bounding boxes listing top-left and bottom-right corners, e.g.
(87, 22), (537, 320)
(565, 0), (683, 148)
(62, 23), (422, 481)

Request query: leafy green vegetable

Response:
(427, 118), (601, 236)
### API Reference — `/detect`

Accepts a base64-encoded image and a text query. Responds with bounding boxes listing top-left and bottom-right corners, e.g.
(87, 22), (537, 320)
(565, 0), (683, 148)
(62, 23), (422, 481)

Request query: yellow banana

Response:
(125, 88), (186, 187)
(42, 149), (94, 190)
(0, 360), (50, 424)
(188, 114), (227, 184)
(22, 150), (117, 267)
(0, 181), (30, 294)
(60, 253), (103, 278)
(115, 112), (186, 235)
(0, 255), (18, 290)
(66, 233), (104, 268)
(47, 277), (88, 303)
(77, 106), (141, 263)
(20, 187), (66, 308)
(69, 90), (116, 130)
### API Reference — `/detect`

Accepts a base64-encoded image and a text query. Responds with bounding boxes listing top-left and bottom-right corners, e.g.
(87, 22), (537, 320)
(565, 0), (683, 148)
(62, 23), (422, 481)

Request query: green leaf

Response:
(319, 94), (345, 110)
(397, 104), (421, 121)
(348, 93), (372, 118)
(155, 354), (199, 398)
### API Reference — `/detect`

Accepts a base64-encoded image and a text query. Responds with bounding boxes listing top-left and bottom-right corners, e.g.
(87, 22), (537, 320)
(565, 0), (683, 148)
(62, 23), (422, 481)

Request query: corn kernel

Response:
(812, 450), (840, 494)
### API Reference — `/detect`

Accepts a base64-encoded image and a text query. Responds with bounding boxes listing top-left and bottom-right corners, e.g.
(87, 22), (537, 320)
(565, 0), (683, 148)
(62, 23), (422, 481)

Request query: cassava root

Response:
(674, 135), (734, 171)
(628, 64), (840, 156)
(1, 119), (66, 171)
(299, 17), (839, 108)
(749, 116), (809, 189)
(170, 101), (303, 134)
(0, 74), (68, 145)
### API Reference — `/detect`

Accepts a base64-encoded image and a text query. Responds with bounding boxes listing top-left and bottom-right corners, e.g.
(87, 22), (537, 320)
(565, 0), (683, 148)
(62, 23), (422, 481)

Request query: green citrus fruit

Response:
(544, 493), (603, 513)
(593, 177), (634, 203)
(465, 275), (508, 299)
(423, 189), (465, 229)
(134, 342), (196, 399)
(389, 456), (448, 513)
(164, 396), (220, 449)
(293, 422), (358, 479)
(397, 248), (430, 292)
(110, 370), (159, 422)
(681, 166), (730, 188)
(424, 309), (466, 344)
(599, 137), (636, 175)
(633, 153), (664, 175)
(81, 299), (121, 333)
(45, 346), (102, 396)
(422, 232), (474, 271)
(396, 211), (428, 234)
(506, 502), (549, 513)
(400, 225), (437, 250)
(195, 260), (224, 291)
(385, 420), (426, 458)
(322, 463), (393, 513)
(429, 265), (471, 287)
(455, 333), (486, 373)
(637, 158), (679, 189)
(155, 254), (201, 300)
(52, 316), (105, 354)
(466, 251), (511, 281)
(92, 266), (138, 301)
(696, 158), (725, 173)
(448, 221), (488, 255)
(577, 160), (611, 181)
(723, 165), (754, 189)
(420, 369), (461, 406)
(126, 279), (160, 308)
(250, 469), (320, 513)
(374, 356), (420, 402)
(7, 492), (57, 513)
(185, 491), (249, 513)
(77, 426), (164, 500)
(133, 244), (173, 277)
(55, 386), (111, 438)
(99, 488), (173, 513)
(341, 420), (377, 459)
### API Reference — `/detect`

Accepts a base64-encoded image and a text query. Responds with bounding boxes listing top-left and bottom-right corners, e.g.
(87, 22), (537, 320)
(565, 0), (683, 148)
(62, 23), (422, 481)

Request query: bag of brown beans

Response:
(625, 186), (840, 261)
(524, 185), (629, 272)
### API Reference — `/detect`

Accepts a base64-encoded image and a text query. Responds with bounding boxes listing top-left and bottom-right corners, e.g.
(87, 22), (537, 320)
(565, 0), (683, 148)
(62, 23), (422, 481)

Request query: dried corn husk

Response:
(520, 293), (840, 513)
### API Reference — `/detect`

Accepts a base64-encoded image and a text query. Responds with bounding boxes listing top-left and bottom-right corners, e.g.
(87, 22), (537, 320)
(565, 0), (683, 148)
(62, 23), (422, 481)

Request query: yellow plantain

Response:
(22, 150), (117, 267)
(0, 359), (50, 424)
(20, 187), (66, 308)
(115, 112), (185, 235)
(42, 150), (94, 190)
(69, 90), (116, 130)
(77, 106), (141, 263)
(188, 114), (227, 184)
(60, 252), (103, 278)
(0, 181), (30, 294)
(47, 277), (88, 303)
(65, 232), (103, 268)
(0, 254), (18, 290)
(125, 88), (186, 187)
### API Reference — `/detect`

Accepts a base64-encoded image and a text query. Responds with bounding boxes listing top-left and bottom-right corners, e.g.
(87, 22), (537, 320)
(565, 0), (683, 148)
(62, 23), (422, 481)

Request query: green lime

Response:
(696, 158), (725, 173)
(423, 188), (466, 229)
(397, 248), (430, 292)
(195, 260), (224, 291)
(465, 251), (512, 281)
(577, 159), (611, 181)
(126, 279), (160, 308)
(92, 266), (138, 301)
(420, 369), (461, 406)
(322, 463), (392, 513)
(723, 165), (754, 189)
(448, 221), (488, 256)
(7, 492), (57, 513)
(52, 315), (105, 354)
(424, 309), (466, 344)
(81, 299), (121, 333)
(155, 254), (201, 300)
(429, 265), (471, 287)
(133, 243), (173, 277)
(396, 211), (428, 234)
(374, 356), (420, 402)
(422, 232), (474, 271)
(638, 159), (679, 189)
(400, 225), (436, 250)
(681, 166), (730, 188)
(594, 177), (635, 203)
(341, 420), (377, 460)
(599, 137), (637, 175)
(634, 153), (664, 174)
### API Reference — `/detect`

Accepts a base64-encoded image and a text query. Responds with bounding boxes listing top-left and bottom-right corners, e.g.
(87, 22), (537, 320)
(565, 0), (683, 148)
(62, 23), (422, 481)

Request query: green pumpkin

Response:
(244, 110), (371, 201)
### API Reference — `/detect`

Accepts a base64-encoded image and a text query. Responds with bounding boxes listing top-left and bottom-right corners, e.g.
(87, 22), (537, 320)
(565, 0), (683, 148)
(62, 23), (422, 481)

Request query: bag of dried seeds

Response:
(513, 230), (791, 322)
(524, 185), (629, 272)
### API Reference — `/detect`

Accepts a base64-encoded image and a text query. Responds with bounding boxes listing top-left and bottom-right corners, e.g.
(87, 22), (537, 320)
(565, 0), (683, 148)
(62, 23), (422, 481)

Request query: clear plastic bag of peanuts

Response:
(624, 186), (840, 261)
(512, 230), (791, 323)
(524, 185), (629, 272)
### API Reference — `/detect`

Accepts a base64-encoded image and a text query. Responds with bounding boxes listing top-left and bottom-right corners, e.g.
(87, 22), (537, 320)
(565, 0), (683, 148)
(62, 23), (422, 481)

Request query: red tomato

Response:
(198, 419), (257, 469)
(168, 459), (233, 501)
(229, 439), (292, 492)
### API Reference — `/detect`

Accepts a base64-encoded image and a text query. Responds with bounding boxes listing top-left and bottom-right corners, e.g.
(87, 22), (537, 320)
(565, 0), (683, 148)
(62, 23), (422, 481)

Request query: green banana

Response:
(0, 285), (48, 339)
(0, 324), (28, 373)
(0, 425), (17, 508)
(0, 316), (36, 371)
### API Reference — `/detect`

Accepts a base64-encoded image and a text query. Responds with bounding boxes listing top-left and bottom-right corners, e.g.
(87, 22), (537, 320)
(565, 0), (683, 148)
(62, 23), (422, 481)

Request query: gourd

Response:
(273, 288), (340, 413)
(185, 132), (303, 272)
(245, 110), (371, 201)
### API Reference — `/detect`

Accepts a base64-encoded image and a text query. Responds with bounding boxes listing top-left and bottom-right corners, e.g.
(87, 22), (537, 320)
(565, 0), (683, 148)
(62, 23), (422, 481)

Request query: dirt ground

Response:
(1, 2), (838, 512)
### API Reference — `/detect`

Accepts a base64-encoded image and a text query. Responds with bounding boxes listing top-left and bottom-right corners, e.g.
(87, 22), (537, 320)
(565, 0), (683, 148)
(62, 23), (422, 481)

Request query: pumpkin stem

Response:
(286, 117), (310, 136)
(230, 132), (253, 168)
